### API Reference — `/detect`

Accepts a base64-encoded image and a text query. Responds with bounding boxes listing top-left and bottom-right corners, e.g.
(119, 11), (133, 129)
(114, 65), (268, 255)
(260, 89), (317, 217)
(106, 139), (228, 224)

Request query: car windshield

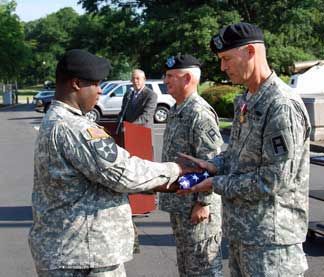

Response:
(102, 83), (119, 95)
(158, 83), (168, 94)
(100, 81), (108, 89)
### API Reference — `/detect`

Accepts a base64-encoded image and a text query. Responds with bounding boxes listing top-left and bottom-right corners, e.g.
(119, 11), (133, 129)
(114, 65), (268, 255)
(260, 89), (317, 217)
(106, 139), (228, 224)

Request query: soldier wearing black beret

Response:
(210, 22), (264, 54)
(178, 22), (311, 276)
(165, 53), (201, 70)
(30, 49), (195, 276)
(54, 49), (112, 115)
(160, 53), (224, 276)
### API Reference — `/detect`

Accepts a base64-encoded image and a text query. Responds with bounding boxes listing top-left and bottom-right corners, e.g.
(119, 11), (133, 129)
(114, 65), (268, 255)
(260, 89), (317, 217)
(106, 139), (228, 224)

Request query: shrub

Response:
(201, 84), (242, 118)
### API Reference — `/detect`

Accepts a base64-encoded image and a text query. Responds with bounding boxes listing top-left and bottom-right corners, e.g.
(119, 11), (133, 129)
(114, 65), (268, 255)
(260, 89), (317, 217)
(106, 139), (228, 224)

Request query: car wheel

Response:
(154, 105), (169, 123)
(86, 108), (101, 122)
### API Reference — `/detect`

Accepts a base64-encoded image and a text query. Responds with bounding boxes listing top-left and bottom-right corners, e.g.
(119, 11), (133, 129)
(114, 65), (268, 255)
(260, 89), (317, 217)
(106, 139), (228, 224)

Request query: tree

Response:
(22, 7), (79, 84)
(70, 6), (141, 79)
(13, 0), (323, 83)
(0, 1), (30, 82)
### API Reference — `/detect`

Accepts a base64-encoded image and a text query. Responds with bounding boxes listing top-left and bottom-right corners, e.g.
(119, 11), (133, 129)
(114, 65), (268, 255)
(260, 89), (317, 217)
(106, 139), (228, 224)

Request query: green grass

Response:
(15, 84), (44, 103)
(219, 120), (232, 129)
(18, 84), (43, 96)
(18, 90), (38, 96)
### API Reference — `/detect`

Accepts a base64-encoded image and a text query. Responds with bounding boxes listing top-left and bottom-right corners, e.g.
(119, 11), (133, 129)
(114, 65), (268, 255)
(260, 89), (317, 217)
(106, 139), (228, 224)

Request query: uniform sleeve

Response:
(133, 90), (158, 125)
(212, 103), (298, 202)
(54, 123), (180, 193)
(191, 109), (223, 204)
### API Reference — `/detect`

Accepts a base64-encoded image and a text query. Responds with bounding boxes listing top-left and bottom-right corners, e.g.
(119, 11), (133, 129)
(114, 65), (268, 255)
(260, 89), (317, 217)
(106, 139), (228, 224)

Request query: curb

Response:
(310, 142), (324, 153)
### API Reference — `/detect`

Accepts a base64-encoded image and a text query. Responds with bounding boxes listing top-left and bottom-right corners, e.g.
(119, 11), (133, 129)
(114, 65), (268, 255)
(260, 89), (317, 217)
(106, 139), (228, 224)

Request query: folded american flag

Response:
(178, 171), (210, 190)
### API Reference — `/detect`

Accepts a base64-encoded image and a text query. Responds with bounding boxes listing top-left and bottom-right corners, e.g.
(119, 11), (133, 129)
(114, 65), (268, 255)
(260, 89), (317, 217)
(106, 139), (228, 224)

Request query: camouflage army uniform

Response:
(210, 73), (311, 276)
(159, 93), (224, 277)
(36, 264), (125, 277)
(29, 100), (180, 275)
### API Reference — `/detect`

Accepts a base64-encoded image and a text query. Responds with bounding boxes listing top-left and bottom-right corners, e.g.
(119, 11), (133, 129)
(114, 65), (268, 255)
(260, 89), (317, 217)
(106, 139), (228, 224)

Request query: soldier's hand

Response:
(176, 177), (213, 195)
(190, 203), (210, 224)
(175, 156), (203, 176)
(153, 182), (179, 193)
(177, 152), (217, 175)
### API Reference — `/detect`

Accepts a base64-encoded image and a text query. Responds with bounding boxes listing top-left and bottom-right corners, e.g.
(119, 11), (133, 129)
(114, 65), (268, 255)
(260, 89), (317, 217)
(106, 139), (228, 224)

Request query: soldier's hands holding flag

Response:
(177, 177), (214, 195)
(175, 153), (217, 195)
(154, 152), (217, 193)
(153, 154), (204, 192)
(177, 153), (217, 175)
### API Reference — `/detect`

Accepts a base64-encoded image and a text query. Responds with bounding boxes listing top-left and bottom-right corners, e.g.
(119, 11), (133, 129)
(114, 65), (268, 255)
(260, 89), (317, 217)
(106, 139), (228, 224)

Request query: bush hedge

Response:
(200, 84), (242, 118)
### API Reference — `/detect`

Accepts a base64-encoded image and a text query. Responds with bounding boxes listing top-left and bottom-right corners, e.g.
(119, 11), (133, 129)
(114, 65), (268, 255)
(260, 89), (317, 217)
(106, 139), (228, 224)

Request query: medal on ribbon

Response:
(239, 103), (248, 124)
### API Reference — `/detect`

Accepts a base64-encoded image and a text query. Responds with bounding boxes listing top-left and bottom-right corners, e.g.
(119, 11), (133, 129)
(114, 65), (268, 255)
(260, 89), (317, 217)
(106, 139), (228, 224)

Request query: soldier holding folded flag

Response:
(178, 22), (311, 276)
(29, 49), (194, 277)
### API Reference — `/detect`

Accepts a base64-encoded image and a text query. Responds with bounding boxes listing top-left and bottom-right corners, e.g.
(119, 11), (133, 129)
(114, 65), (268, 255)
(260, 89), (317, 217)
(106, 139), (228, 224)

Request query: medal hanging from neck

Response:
(239, 102), (248, 124)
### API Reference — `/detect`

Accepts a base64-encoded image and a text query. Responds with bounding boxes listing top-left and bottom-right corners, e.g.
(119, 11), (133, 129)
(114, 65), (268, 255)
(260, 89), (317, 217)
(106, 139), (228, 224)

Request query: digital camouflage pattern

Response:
(210, 73), (311, 275)
(160, 93), (223, 214)
(159, 92), (224, 276)
(29, 100), (180, 271)
(170, 214), (223, 277)
(229, 241), (307, 276)
(37, 264), (126, 277)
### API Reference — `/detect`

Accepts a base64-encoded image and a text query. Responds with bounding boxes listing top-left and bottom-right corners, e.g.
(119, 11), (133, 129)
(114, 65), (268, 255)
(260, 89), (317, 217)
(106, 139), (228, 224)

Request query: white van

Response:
(86, 80), (175, 123)
(289, 61), (324, 94)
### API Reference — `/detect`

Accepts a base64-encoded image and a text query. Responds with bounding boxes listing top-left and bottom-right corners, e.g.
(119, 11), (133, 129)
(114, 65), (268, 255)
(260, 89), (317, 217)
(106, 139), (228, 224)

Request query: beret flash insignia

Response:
(213, 36), (223, 50)
(166, 56), (176, 68)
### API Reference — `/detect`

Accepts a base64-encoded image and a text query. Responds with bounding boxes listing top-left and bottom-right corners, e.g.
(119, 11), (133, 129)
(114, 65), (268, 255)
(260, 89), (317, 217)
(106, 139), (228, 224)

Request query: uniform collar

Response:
(170, 92), (198, 116)
(52, 100), (83, 116)
(243, 71), (277, 110)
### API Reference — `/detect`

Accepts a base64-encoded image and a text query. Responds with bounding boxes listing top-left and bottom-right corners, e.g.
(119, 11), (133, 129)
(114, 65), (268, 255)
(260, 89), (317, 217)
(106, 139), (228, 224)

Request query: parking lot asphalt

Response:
(0, 104), (324, 277)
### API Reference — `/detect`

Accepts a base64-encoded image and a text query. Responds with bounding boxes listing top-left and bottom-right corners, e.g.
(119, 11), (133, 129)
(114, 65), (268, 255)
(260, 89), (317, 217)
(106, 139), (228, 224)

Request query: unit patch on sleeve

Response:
(93, 137), (118, 162)
(271, 135), (288, 155)
(206, 128), (217, 143)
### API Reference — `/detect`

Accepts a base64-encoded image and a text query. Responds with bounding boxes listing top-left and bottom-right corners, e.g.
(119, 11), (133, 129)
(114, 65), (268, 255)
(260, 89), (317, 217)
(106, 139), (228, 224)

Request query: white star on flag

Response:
(179, 179), (190, 189)
(192, 174), (199, 181)
(203, 172), (210, 179)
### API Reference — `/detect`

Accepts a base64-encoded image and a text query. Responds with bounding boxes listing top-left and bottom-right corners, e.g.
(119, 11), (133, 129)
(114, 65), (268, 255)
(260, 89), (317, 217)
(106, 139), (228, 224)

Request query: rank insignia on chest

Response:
(239, 103), (248, 124)
(87, 127), (110, 140)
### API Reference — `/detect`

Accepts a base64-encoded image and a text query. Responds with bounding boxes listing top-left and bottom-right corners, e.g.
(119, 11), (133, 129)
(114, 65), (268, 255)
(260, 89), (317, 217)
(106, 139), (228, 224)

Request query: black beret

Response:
(57, 49), (112, 81)
(165, 54), (201, 70)
(210, 22), (264, 54)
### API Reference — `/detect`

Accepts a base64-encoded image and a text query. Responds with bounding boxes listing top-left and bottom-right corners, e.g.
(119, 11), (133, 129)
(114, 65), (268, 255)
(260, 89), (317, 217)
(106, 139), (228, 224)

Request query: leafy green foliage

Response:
(21, 7), (79, 85)
(201, 85), (242, 118)
(2, 0), (324, 87)
(76, 0), (324, 81)
(0, 1), (30, 81)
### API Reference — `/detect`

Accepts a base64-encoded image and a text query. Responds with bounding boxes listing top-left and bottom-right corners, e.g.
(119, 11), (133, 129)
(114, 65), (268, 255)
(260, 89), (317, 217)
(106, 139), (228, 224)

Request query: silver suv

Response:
(86, 80), (175, 123)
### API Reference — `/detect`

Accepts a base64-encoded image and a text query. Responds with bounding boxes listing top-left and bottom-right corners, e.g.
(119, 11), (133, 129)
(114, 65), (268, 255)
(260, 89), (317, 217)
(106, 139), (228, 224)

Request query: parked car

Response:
(100, 80), (124, 93)
(86, 79), (175, 123)
(33, 90), (55, 113)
